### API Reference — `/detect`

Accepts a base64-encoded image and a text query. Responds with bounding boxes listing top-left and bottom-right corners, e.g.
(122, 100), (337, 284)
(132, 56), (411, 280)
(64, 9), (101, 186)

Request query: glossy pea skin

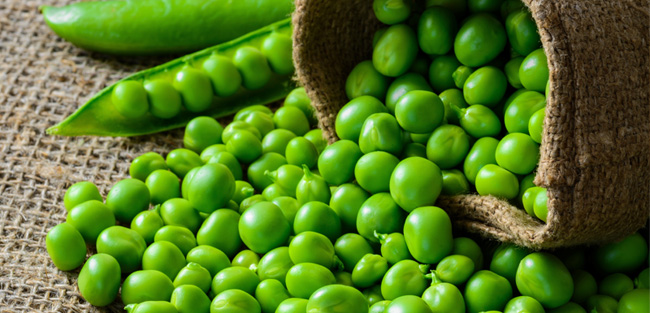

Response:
(429, 55), (461, 93)
(504, 90), (545, 134)
(185, 163), (235, 214)
(381, 260), (428, 300)
(166, 148), (203, 179)
(357, 193), (405, 243)
(334, 233), (374, 271)
(373, 23), (418, 77)
(307, 284), (369, 313)
(234, 46), (271, 90)
(436, 254), (475, 285)
(516, 252), (574, 309)
(528, 108), (545, 144)
(475, 164), (519, 200)
(289, 231), (337, 268)
(145, 170), (180, 205)
(201, 144), (227, 163)
(211, 289), (261, 313)
(205, 151), (242, 181)
(519, 48), (549, 92)
(262, 129), (296, 156)
(346, 60), (389, 100)
(154, 225), (197, 256)
(247, 152), (287, 191)
(112, 80), (148, 118)
(186, 245), (230, 278)
(598, 273), (634, 300)
(464, 270), (513, 313)
(276, 298), (308, 313)
(121, 270), (175, 305)
(266, 164), (303, 198)
(304, 129), (327, 154)
(239, 194), (266, 213)
(63, 181), (103, 211)
(211, 266), (260, 296)
(222, 121), (262, 143)
(142, 240), (186, 280)
(451, 237), (484, 271)
(517, 173), (536, 207)
(105, 178), (150, 223)
(458, 105), (502, 138)
(262, 184), (289, 200)
(293, 201), (341, 242)
(504, 296), (545, 313)
(171, 285), (211, 313)
(373, 0), (411, 25)
(318, 140), (362, 186)
(234, 105), (273, 120)
(418, 6), (457, 55)
(422, 282), (465, 313)
(395, 90), (445, 134)
(359, 113), (404, 155)
(173, 262), (212, 292)
(355, 151), (400, 194)
(533, 188), (548, 222)
(370, 300), (391, 313)
(441, 169), (470, 195)
(439, 88), (468, 124)
(495, 133), (540, 175)
(273, 107), (310, 137)
(286, 137), (319, 169)
(426, 124), (470, 169)
(284, 87), (317, 126)
(262, 33), (294, 75)
(257, 246), (294, 286)
(233, 249), (261, 270)
(329, 184), (368, 232)
(77, 254), (121, 307)
(240, 201), (290, 254)
(506, 10), (540, 56)
(202, 55), (242, 98)
(96, 226), (146, 273)
(403, 206), (453, 264)
(243, 111), (275, 137)
(505, 57), (524, 88)
(376, 232), (411, 265)
(489, 243), (531, 286)
(454, 13), (506, 67)
(352, 254), (389, 288)
(46, 223), (86, 271)
(226, 130), (264, 164)
(363, 284), (384, 306)
(402, 142), (427, 158)
(463, 66), (507, 107)
(386, 295), (431, 313)
(522, 186), (545, 217)
(174, 67), (213, 112)
(296, 166), (331, 205)
(385, 73), (433, 114)
(183, 116), (223, 153)
(335, 96), (388, 142)
(66, 200), (115, 244)
(131, 210), (164, 244)
(593, 232), (648, 274)
(452, 66), (473, 89)
(618, 288), (650, 313)
(285, 263), (336, 299)
(255, 279), (290, 313)
(390, 157), (443, 212)
(196, 209), (242, 257)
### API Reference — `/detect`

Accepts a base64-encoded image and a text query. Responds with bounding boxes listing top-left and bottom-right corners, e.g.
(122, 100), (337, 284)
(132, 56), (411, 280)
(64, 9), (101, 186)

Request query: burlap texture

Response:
(0, 0), (187, 311)
(293, 0), (650, 249)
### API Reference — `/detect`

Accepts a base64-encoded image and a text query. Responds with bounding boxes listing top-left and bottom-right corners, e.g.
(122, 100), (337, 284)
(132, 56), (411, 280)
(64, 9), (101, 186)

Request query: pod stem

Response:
(425, 270), (443, 285)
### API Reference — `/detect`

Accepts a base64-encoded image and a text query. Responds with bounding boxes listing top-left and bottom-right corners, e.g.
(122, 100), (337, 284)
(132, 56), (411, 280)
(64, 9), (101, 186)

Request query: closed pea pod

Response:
(63, 181), (102, 211)
(46, 223), (87, 271)
(234, 46), (272, 90)
(77, 253), (121, 307)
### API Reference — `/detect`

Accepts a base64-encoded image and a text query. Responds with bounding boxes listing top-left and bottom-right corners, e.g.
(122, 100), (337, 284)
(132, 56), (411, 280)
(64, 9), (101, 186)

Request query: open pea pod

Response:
(47, 18), (295, 137)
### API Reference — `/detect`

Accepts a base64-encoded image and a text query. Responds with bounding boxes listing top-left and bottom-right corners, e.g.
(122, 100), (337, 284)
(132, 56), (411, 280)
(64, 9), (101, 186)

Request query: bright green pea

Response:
(226, 130), (264, 164)
(211, 266), (260, 296)
(504, 90), (545, 134)
(273, 107), (309, 137)
(463, 66), (507, 107)
(207, 151), (243, 181)
(452, 65), (473, 89)
(346, 60), (389, 100)
(105, 178), (150, 223)
(418, 6), (457, 55)
(211, 289), (261, 313)
(395, 90), (445, 133)
(142, 241), (186, 280)
(289, 231), (338, 268)
(329, 184), (369, 232)
(285, 137), (319, 169)
(166, 148), (203, 179)
(516, 173), (536, 207)
(234, 46), (271, 90)
(436, 254), (475, 286)
(222, 121), (262, 143)
(464, 270), (513, 313)
(262, 129), (296, 156)
(390, 157), (443, 212)
(174, 67), (213, 112)
(239, 194), (266, 213)
(528, 107), (545, 144)
(318, 140), (362, 186)
(352, 254), (389, 288)
(504, 296), (545, 313)
(64, 181), (102, 211)
(457, 105), (502, 138)
(404, 206), (453, 264)
(373, 0), (411, 25)
(130, 210), (163, 245)
(373, 23), (418, 77)
(145, 170), (180, 205)
(385, 73), (433, 114)
(599, 273), (634, 300)
(284, 87), (317, 126)
(521, 186), (544, 217)
(359, 113), (404, 155)
(285, 263), (336, 299)
(505, 56), (524, 88)
(248, 152), (287, 191)
(159, 198), (201, 233)
(243, 111), (275, 137)
(183, 116), (223, 153)
(356, 193), (405, 242)
(186, 245), (230, 278)
(335, 96), (388, 142)
(266, 164), (303, 198)
(506, 10), (541, 56)
(293, 201), (341, 242)
(376, 232), (411, 265)
(232, 249), (260, 271)
(78, 254), (121, 307)
(255, 279), (290, 313)
(173, 262), (211, 292)
(426, 124), (470, 169)
(475, 164), (519, 199)
(369, 300), (391, 313)
(66, 200), (115, 244)
(202, 54), (242, 97)
(257, 246), (294, 286)
(516, 252), (574, 309)
(112, 80), (148, 118)
(363, 285), (384, 306)
(276, 298), (308, 313)
(262, 184), (290, 200)
(336, 271), (354, 287)
(46, 222), (86, 271)
(171, 285), (211, 313)
(594, 232), (648, 274)
(386, 295), (430, 313)
(533, 188), (548, 222)
(618, 288), (650, 313)
(185, 163), (235, 213)
(441, 169), (470, 196)
(154, 225), (197, 256)
(121, 270), (174, 305)
(200, 144), (227, 163)
(490, 243), (531, 286)
(234, 106), (274, 122)
(334, 233), (375, 271)
(495, 133), (539, 175)
(354, 151), (399, 194)
(261, 33), (294, 75)
(381, 260), (428, 300)
(422, 281), (465, 313)
(239, 201), (290, 254)
(519, 48), (549, 92)
(196, 209), (241, 257)
(451, 237), (484, 270)
(402, 142), (427, 158)
(96, 226), (146, 273)
(307, 285), (369, 313)
(439, 88), (467, 124)
(429, 55), (461, 93)
(304, 129), (327, 154)
(296, 166), (331, 205)
(454, 13), (506, 67)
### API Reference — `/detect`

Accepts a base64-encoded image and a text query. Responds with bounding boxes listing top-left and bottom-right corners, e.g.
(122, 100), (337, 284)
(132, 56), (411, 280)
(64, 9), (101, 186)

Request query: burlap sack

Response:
(293, 0), (650, 249)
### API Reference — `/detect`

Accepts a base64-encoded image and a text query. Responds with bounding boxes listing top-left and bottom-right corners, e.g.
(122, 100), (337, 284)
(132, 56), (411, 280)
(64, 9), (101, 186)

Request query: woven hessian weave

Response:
(293, 0), (650, 249)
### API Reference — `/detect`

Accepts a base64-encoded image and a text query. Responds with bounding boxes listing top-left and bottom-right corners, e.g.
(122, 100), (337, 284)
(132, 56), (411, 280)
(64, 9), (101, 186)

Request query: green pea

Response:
(381, 260), (428, 300)
(173, 262), (211, 292)
(211, 289), (261, 313)
(495, 133), (539, 175)
(516, 173), (536, 207)
(78, 254), (121, 307)
(112, 80), (148, 118)
(418, 6), (457, 55)
(285, 263), (336, 299)
(202, 54), (242, 97)
(390, 157), (443, 212)
(441, 169), (470, 195)
(285, 137), (319, 169)
(269, 197), (299, 229)
(234, 105), (274, 121)
(468, 0), (503, 12)
(154, 225), (197, 256)
(452, 65), (473, 89)
(317, 140), (362, 186)
(635, 268), (649, 289)
(404, 206), (453, 264)
(359, 113), (404, 155)
(375, 232), (411, 265)
(504, 296), (545, 313)
(171, 285), (211, 313)
(239, 194), (266, 213)
(519, 48), (549, 92)
(528, 107), (545, 144)
(304, 129), (327, 154)
(437, 89), (466, 124)
(463, 66), (507, 107)
(504, 90), (545, 134)
(409, 54), (431, 77)
(227, 130), (264, 164)
(293, 201), (341, 242)
(262, 184), (290, 200)
(121, 270), (174, 305)
(185, 163), (235, 214)
(206, 151), (243, 181)
(464, 270), (513, 313)
(145, 170), (180, 205)
(199, 144), (227, 163)
(505, 9), (541, 55)
(452, 237), (484, 270)
(240, 201), (291, 254)
(570, 269), (597, 304)
(352, 254), (389, 288)
(186, 245), (230, 278)
(63, 181), (102, 211)
(598, 273), (634, 300)
(248, 152), (287, 191)
(516, 252), (573, 309)
(183, 116), (223, 153)
(533, 188), (548, 222)
(357, 193), (405, 242)
(196, 209), (242, 257)
(290, 231), (339, 269)
(426, 124), (470, 169)
(336, 96), (387, 141)
(105, 178), (150, 223)
(346, 60), (389, 100)
(276, 298), (308, 313)
(130, 210), (163, 245)
(262, 33), (294, 75)
(159, 198), (201, 233)
(46, 223), (86, 271)
(504, 57), (524, 89)
(262, 129), (296, 156)
(334, 233), (375, 271)
(363, 285), (384, 306)
(594, 232), (648, 274)
(395, 90), (445, 134)
(547, 302), (588, 313)
(222, 121), (262, 143)
(142, 241), (186, 280)
(257, 246), (294, 286)
(385, 295), (430, 313)
(211, 266), (261, 296)
(96, 226), (146, 273)
(373, 0), (411, 24)
(234, 46), (271, 90)
(284, 87), (317, 126)
(373, 23), (419, 77)
(435, 255), (475, 286)
(422, 283), (465, 313)
(307, 285), (369, 313)
(475, 164), (519, 199)
(66, 200), (115, 244)
(402, 142), (427, 158)
(166, 148), (203, 179)
(336, 272), (354, 287)
(489, 243), (531, 286)
(243, 111), (275, 137)
(429, 55), (461, 93)
(329, 184), (368, 232)
(296, 166), (331, 206)
(369, 300), (391, 313)
(521, 186), (544, 217)
(585, 294), (618, 313)
(141, 80), (183, 119)
(255, 279), (290, 313)
(174, 67), (213, 112)
(232, 249), (260, 271)
(273, 107), (310, 137)
(266, 164), (303, 198)
(454, 13), (506, 67)
(385, 72), (433, 113)
(618, 288), (650, 313)
(354, 152), (399, 194)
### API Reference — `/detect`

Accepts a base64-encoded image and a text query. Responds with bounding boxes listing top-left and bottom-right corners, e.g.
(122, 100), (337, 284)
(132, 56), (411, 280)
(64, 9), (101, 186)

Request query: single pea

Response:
(222, 121), (262, 143)
(78, 253), (121, 307)
(496, 133), (540, 175)
(166, 148), (203, 179)
(402, 142), (427, 159)
(183, 116), (223, 153)
(211, 266), (260, 296)
(505, 56), (524, 89)
(533, 188), (548, 222)
(261, 32), (294, 75)
(464, 270), (513, 313)
(373, 0), (411, 24)
(171, 285), (211, 313)
(521, 186), (544, 217)
(504, 296), (545, 313)
(130, 153), (169, 182)
(385, 295), (431, 313)
(262, 184), (290, 201)
(438, 88), (467, 124)
(336, 96), (389, 142)
(121, 270), (175, 305)
(262, 129), (296, 156)
(202, 54), (242, 97)
(418, 6), (457, 55)
(334, 233), (375, 271)
(284, 87), (317, 126)
(159, 198), (201, 233)
(154, 225), (197, 256)
(452, 65), (473, 89)
(519, 48), (549, 92)
(112, 80), (148, 118)
(239, 194), (266, 213)
(385, 72), (433, 113)
(248, 152), (287, 191)
(207, 151), (243, 181)
(517, 252), (574, 309)
(618, 288), (650, 313)
(426, 124), (470, 169)
(505, 10), (541, 56)
(585, 294), (618, 313)
(454, 13), (506, 67)
(593, 232), (648, 274)
(369, 300), (391, 313)
(317, 140), (362, 186)
(441, 169), (470, 196)
(195, 209), (241, 257)
(373, 23), (418, 77)
(285, 137), (319, 169)
(266, 164), (303, 198)
(490, 243), (531, 286)
(211, 289), (261, 313)
(357, 193), (405, 242)
(336, 272), (354, 287)
(422, 280), (465, 313)
(174, 67), (213, 112)
(404, 206), (453, 264)
(570, 269), (597, 304)
(285, 263), (336, 299)
(185, 163), (235, 213)
(226, 130), (264, 164)
(142, 241), (186, 280)
(234, 46), (272, 90)
(66, 200), (115, 244)
(105, 178), (150, 223)
(635, 268), (650, 289)
(381, 260), (428, 300)
(272, 107), (310, 138)
(289, 231), (338, 269)
(255, 279), (291, 313)
(346, 60), (389, 100)
(96, 226), (146, 273)
(234, 105), (273, 122)
(296, 166), (331, 206)
(429, 55), (461, 93)
(352, 254), (389, 288)
(395, 90), (445, 134)
(502, 88), (528, 117)
(240, 201), (291, 254)
(451, 237), (484, 270)
(232, 249), (260, 271)
(130, 210), (164, 244)
(329, 184), (369, 232)
(63, 181), (102, 211)
(463, 66), (507, 107)
(46, 222), (86, 271)
(436, 255), (475, 285)
(276, 298), (309, 313)
(304, 129), (327, 154)
(475, 164), (519, 199)
(529, 107), (545, 144)
(257, 246), (294, 286)
(516, 173), (537, 207)
(355, 151), (399, 194)
(307, 285), (369, 313)
(363, 285), (384, 306)
(456, 105), (502, 138)
(599, 273), (634, 300)
(504, 90), (545, 134)
(173, 262), (211, 292)
(359, 113), (404, 155)
(186, 245), (231, 278)
(293, 201), (341, 242)
(376, 232), (412, 265)
(145, 170), (180, 205)
(243, 111), (275, 138)
(390, 157), (443, 212)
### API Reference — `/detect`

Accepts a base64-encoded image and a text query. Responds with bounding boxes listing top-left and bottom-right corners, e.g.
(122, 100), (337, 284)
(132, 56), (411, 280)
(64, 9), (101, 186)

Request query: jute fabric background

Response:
(1, 0), (183, 311)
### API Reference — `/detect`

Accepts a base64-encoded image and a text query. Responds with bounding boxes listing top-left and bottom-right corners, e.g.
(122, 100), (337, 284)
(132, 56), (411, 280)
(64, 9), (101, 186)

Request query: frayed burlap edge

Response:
(293, 0), (650, 249)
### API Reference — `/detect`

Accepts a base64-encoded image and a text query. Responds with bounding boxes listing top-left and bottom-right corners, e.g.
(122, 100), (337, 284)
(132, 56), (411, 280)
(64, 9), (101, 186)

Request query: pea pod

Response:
(47, 19), (295, 137)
